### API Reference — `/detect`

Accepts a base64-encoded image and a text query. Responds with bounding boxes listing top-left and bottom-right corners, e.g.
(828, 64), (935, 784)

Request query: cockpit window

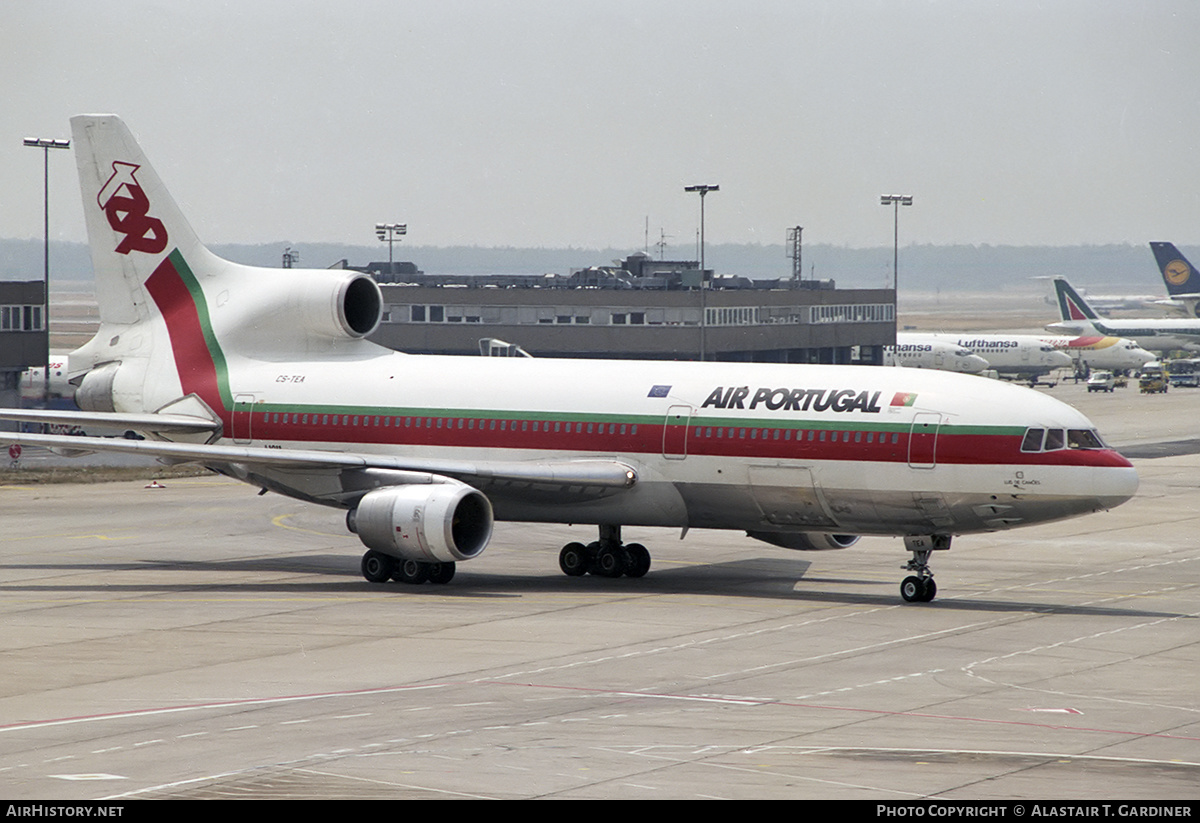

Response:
(1022, 426), (1106, 452)
(1021, 428), (1044, 452)
(1067, 429), (1105, 449)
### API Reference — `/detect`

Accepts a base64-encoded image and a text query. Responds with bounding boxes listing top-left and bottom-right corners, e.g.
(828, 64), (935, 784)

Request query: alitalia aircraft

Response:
(0, 115), (1139, 603)
(1047, 277), (1200, 353)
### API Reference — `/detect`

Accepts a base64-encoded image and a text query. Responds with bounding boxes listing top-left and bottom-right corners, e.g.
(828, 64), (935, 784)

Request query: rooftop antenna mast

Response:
(787, 226), (803, 286)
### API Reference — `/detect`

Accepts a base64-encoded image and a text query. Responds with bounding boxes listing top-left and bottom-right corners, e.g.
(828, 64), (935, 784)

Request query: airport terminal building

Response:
(365, 252), (895, 364)
(0, 280), (47, 408)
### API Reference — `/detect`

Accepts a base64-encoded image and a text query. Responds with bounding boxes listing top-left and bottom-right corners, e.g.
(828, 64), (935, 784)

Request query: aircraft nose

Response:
(1093, 465), (1139, 509)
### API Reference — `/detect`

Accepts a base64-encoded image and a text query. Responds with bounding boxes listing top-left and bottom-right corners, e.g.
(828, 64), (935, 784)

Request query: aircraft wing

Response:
(0, 408), (221, 435)
(0, 429), (639, 493)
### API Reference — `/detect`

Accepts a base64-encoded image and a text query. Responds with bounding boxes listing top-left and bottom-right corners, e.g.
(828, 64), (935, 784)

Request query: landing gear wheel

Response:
(900, 576), (936, 603)
(427, 561), (456, 584)
(901, 534), (949, 603)
(559, 542), (589, 576)
(595, 546), (629, 578)
(394, 558), (429, 585)
(625, 543), (651, 578)
(901, 576), (924, 603)
(361, 550), (395, 583)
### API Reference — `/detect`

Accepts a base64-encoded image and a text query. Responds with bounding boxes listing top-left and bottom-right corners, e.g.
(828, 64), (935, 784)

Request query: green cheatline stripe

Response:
(170, 249), (234, 411)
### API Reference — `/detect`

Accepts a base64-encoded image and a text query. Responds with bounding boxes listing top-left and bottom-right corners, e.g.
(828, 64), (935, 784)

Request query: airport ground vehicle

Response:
(1087, 371), (1115, 392)
(1140, 364), (1169, 393)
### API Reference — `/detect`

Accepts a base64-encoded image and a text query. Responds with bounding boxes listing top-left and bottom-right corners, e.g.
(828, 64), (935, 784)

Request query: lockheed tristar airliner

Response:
(0, 115), (1139, 603)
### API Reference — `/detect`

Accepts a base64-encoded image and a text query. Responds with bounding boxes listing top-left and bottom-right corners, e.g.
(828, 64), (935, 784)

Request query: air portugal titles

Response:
(701, 385), (888, 414)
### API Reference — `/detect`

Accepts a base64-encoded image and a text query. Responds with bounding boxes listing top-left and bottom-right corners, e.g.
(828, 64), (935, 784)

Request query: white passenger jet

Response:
(19, 354), (73, 401)
(1047, 278), (1200, 353)
(897, 333), (1072, 383)
(0, 116), (1138, 603)
(1038, 336), (1154, 373)
(882, 340), (988, 373)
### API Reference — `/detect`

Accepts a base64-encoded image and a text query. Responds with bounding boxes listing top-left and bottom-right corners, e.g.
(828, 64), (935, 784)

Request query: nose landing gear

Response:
(900, 534), (950, 603)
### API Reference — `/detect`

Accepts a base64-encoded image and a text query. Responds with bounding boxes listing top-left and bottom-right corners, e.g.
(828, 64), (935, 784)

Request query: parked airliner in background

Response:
(18, 354), (74, 402)
(899, 333), (1072, 383)
(0, 115), (1138, 603)
(1150, 241), (1200, 318)
(1038, 336), (1154, 373)
(883, 339), (988, 373)
(1048, 278), (1200, 353)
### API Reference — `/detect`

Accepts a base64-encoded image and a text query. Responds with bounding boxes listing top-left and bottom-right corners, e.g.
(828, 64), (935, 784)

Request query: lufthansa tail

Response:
(1150, 242), (1200, 298)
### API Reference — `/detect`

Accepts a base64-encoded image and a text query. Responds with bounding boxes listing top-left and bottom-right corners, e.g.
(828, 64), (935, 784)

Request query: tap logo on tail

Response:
(98, 161), (167, 255)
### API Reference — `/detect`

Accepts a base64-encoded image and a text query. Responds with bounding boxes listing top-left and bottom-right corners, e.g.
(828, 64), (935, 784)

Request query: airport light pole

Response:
(375, 222), (407, 280)
(685, 184), (718, 360)
(880, 193), (912, 348)
(23, 136), (71, 404)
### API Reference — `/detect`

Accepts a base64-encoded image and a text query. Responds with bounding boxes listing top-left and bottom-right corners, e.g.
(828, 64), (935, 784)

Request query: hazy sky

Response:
(3, 1), (1197, 253)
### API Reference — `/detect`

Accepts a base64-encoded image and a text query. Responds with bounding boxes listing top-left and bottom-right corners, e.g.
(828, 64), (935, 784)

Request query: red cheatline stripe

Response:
(144, 253), (228, 423)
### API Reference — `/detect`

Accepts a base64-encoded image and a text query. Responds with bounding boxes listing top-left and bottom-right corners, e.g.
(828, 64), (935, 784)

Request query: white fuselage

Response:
(118, 308), (1135, 539)
(1046, 318), (1200, 354)
(884, 339), (989, 373)
(900, 333), (1073, 377)
(1039, 336), (1155, 372)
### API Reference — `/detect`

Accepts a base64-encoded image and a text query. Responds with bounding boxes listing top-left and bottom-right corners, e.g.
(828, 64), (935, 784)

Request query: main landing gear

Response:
(900, 534), (950, 603)
(361, 550), (456, 586)
(558, 524), (651, 579)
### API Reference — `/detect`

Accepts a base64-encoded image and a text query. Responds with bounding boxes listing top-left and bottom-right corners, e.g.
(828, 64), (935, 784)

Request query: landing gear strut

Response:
(900, 534), (950, 603)
(360, 550), (455, 585)
(558, 524), (651, 579)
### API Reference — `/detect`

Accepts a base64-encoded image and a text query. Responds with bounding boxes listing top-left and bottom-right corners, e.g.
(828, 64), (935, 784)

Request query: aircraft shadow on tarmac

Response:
(1, 554), (1190, 619)
(1119, 438), (1200, 459)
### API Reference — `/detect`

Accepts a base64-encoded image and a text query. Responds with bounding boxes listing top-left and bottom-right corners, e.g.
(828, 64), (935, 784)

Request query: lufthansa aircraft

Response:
(1150, 242), (1200, 318)
(0, 116), (1138, 603)
(882, 339), (989, 373)
(897, 333), (1072, 382)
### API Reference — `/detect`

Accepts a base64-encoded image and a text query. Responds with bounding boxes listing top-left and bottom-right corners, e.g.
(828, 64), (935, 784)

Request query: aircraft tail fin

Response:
(1150, 242), (1200, 297)
(1052, 278), (1101, 323)
(71, 115), (222, 328)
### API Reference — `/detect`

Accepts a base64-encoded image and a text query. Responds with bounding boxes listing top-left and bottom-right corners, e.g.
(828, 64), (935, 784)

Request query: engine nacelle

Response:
(217, 268), (384, 352)
(292, 270), (383, 340)
(747, 531), (860, 551)
(350, 484), (493, 563)
(75, 361), (121, 412)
